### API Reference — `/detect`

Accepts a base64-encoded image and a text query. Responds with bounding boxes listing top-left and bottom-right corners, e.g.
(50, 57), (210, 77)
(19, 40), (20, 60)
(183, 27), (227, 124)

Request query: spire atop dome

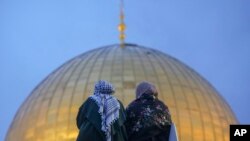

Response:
(118, 0), (126, 48)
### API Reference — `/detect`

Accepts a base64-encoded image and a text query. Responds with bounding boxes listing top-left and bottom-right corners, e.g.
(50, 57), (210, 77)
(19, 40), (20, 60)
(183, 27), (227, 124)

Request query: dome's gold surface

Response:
(6, 44), (237, 141)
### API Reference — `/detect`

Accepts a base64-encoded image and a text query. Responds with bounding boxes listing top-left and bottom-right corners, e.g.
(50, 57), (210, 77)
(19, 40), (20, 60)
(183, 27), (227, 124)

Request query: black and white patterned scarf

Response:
(90, 80), (120, 141)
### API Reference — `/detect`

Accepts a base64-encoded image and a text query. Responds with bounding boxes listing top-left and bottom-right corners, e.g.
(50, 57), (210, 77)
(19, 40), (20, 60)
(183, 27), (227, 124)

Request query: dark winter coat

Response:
(125, 93), (172, 141)
(76, 98), (128, 141)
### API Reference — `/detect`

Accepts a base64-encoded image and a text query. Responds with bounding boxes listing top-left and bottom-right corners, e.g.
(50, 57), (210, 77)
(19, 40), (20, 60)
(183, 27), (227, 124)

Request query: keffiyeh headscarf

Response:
(90, 80), (120, 141)
(136, 81), (158, 99)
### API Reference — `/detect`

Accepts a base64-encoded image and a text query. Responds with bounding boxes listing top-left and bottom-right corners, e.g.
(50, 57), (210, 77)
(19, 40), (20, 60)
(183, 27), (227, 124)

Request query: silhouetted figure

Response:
(125, 81), (172, 141)
(76, 80), (127, 141)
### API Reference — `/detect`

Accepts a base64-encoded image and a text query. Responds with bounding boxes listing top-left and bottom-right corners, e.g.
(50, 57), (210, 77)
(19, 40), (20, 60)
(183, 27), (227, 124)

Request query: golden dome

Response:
(6, 44), (237, 141)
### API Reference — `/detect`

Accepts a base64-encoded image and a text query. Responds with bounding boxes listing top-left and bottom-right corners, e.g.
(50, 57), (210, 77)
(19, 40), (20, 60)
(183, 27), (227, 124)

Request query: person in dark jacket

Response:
(76, 80), (127, 141)
(125, 81), (172, 141)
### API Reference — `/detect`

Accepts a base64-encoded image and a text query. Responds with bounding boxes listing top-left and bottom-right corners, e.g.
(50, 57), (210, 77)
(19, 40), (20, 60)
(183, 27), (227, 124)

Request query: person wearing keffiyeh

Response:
(76, 80), (127, 141)
(125, 81), (172, 141)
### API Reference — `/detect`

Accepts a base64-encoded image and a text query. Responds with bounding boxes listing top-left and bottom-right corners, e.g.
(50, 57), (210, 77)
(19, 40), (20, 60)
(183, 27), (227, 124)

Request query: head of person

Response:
(94, 80), (115, 95)
(136, 81), (158, 99)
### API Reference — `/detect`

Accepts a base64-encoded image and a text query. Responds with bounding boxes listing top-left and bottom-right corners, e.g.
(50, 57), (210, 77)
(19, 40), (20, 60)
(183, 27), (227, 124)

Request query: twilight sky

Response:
(0, 0), (250, 140)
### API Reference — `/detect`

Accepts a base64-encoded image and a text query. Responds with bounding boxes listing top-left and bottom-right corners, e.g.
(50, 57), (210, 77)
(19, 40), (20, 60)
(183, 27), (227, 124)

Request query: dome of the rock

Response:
(5, 44), (238, 141)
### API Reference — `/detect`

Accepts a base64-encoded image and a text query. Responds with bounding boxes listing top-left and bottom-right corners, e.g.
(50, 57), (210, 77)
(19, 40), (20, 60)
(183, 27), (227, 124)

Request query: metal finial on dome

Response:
(118, 0), (126, 48)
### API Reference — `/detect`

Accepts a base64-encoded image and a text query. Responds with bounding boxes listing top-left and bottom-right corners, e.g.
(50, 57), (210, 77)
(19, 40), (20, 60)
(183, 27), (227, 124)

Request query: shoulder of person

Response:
(156, 99), (171, 112)
(117, 99), (125, 108)
(156, 98), (167, 105)
(79, 97), (95, 109)
(125, 99), (138, 111)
